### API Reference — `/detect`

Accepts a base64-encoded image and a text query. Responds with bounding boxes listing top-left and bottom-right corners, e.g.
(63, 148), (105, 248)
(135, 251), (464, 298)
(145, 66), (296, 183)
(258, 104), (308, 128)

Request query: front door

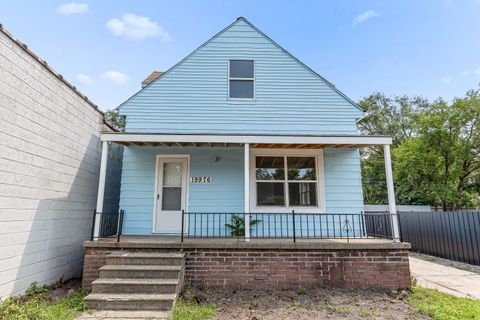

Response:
(154, 157), (188, 233)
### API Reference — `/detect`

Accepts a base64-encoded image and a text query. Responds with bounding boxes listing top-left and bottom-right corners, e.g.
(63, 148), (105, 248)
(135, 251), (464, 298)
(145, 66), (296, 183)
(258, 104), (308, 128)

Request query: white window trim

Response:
(228, 60), (255, 100)
(152, 154), (190, 234)
(249, 148), (326, 213)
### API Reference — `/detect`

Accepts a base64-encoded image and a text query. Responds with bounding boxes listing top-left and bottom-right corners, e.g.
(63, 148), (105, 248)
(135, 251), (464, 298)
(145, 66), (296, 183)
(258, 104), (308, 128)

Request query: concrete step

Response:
(76, 310), (168, 319)
(84, 293), (176, 311)
(99, 265), (182, 279)
(106, 252), (184, 266)
(92, 278), (179, 294)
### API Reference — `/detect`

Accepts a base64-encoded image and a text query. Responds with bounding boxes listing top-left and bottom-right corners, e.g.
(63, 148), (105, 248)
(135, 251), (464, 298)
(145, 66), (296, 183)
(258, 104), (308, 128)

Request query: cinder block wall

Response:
(83, 247), (411, 290)
(0, 28), (122, 298)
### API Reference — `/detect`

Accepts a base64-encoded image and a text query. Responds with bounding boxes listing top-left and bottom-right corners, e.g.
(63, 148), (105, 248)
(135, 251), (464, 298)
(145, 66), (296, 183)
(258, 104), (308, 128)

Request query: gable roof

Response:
(117, 17), (364, 112)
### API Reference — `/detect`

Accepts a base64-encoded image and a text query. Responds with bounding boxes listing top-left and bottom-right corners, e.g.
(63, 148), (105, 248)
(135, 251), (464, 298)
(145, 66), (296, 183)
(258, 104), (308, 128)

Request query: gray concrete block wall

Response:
(0, 29), (122, 298)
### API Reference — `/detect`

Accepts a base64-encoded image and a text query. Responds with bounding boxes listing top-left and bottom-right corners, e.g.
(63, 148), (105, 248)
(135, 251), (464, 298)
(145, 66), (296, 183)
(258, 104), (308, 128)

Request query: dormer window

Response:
(229, 60), (254, 99)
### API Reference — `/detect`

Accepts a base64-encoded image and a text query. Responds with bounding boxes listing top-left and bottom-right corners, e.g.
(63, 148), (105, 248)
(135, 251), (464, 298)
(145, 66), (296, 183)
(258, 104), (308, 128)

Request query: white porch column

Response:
(384, 144), (400, 243)
(244, 143), (250, 241)
(93, 141), (109, 240)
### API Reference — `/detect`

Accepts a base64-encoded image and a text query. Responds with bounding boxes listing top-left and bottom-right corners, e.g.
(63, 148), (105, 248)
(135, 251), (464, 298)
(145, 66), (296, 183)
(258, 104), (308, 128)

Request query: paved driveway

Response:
(410, 256), (480, 299)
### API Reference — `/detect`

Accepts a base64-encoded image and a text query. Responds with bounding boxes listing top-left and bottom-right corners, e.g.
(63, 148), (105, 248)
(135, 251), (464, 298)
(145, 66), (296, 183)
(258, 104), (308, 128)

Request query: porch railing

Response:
(91, 209), (125, 242)
(180, 211), (394, 242)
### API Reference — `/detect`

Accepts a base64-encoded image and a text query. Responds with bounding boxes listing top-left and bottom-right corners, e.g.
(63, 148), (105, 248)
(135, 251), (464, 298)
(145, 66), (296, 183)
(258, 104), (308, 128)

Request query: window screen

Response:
(229, 60), (254, 99)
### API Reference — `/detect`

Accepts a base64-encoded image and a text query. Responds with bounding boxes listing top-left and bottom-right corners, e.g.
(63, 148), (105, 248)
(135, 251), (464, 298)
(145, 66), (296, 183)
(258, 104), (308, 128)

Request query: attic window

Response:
(229, 60), (254, 99)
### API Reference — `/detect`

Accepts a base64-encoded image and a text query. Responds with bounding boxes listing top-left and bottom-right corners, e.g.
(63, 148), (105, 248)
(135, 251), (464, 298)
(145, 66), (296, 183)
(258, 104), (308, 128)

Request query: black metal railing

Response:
(181, 211), (245, 241)
(91, 209), (125, 242)
(181, 211), (394, 242)
(364, 211), (394, 238)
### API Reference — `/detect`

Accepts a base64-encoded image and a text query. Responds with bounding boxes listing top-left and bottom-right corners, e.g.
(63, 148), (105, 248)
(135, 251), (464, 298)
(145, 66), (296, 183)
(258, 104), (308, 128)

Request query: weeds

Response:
(168, 299), (216, 320)
(296, 287), (309, 295)
(0, 282), (87, 320)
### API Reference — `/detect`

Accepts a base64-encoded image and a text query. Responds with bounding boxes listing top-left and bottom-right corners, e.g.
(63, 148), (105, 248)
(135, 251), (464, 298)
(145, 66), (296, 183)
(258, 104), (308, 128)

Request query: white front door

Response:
(154, 157), (188, 233)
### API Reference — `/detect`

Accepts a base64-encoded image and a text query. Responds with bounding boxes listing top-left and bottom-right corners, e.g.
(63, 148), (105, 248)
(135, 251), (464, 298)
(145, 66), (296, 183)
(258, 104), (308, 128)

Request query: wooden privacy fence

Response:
(366, 211), (480, 265)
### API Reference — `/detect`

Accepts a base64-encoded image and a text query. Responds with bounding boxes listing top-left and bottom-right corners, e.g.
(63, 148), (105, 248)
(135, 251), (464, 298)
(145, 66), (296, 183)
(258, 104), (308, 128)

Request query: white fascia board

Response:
(101, 133), (392, 146)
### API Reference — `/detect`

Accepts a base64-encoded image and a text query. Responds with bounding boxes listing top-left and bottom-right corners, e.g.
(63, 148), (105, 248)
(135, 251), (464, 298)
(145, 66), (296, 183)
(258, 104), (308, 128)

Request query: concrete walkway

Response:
(410, 256), (480, 299)
(76, 310), (167, 320)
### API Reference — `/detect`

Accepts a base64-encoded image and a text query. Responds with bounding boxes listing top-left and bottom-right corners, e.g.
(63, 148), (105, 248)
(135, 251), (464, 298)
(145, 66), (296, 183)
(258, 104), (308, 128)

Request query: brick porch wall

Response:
(82, 247), (410, 290)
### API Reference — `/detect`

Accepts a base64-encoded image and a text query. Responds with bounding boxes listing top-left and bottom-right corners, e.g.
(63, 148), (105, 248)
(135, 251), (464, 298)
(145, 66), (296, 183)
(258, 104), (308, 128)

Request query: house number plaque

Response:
(190, 176), (213, 183)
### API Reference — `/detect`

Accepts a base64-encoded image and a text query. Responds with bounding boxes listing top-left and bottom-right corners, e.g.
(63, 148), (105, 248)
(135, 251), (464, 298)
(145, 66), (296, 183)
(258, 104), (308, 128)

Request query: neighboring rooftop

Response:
(142, 71), (164, 87)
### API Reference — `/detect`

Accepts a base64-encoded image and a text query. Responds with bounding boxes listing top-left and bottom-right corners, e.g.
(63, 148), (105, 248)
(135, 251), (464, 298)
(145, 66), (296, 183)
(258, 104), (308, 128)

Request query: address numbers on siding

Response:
(190, 176), (213, 183)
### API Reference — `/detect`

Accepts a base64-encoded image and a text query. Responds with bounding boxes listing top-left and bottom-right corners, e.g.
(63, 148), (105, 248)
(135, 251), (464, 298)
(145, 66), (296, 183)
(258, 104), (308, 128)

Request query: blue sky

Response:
(1, 0), (479, 110)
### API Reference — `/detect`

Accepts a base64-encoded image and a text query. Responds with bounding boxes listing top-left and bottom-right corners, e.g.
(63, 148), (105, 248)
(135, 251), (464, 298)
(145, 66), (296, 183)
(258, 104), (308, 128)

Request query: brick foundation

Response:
(83, 244), (411, 290)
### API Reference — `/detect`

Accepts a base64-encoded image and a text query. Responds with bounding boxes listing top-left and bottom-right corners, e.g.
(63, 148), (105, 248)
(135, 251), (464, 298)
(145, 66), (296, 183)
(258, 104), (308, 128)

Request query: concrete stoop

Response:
(84, 252), (185, 313)
(76, 310), (168, 320)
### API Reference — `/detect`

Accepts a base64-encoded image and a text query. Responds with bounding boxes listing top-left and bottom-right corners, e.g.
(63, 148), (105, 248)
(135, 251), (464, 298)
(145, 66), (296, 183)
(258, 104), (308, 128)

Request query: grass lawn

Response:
(168, 299), (216, 320)
(2, 280), (479, 320)
(0, 281), (87, 320)
(408, 284), (480, 320)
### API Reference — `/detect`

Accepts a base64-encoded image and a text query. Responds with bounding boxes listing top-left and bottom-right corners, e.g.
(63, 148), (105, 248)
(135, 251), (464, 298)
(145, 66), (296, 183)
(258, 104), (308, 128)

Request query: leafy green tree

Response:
(394, 89), (480, 210)
(357, 93), (427, 204)
(104, 109), (125, 132)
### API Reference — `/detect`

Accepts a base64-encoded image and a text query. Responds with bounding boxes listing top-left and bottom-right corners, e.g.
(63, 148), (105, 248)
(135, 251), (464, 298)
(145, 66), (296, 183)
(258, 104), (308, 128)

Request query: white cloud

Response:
(459, 68), (480, 77)
(352, 10), (380, 27)
(444, 0), (455, 6)
(77, 73), (93, 85)
(441, 76), (452, 84)
(55, 2), (88, 14)
(101, 71), (130, 84)
(106, 13), (171, 41)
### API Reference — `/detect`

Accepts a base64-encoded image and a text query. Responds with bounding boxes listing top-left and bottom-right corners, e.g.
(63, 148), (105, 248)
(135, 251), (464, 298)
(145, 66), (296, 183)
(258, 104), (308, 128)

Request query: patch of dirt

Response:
(44, 278), (83, 302)
(187, 287), (431, 320)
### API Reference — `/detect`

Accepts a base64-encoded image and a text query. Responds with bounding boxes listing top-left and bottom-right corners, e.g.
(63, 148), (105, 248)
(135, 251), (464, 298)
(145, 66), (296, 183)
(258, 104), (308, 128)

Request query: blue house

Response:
(83, 19), (409, 309)
(92, 17), (399, 241)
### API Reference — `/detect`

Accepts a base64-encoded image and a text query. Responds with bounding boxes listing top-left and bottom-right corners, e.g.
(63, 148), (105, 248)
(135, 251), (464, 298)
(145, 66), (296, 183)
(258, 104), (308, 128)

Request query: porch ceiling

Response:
(101, 132), (392, 149)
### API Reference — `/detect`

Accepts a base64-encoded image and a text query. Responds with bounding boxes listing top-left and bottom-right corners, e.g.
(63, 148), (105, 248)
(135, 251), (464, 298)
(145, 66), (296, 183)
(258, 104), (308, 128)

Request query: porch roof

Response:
(101, 132), (392, 149)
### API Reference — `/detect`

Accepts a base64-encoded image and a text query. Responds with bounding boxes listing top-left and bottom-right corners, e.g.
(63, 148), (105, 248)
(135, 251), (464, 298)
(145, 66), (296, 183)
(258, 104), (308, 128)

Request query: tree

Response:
(357, 93), (428, 204)
(358, 93), (426, 144)
(394, 89), (480, 210)
(104, 109), (125, 132)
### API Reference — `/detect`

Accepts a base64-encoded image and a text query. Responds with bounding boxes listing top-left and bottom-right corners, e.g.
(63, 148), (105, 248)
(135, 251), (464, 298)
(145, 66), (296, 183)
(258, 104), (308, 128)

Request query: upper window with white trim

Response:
(255, 156), (317, 207)
(229, 60), (254, 99)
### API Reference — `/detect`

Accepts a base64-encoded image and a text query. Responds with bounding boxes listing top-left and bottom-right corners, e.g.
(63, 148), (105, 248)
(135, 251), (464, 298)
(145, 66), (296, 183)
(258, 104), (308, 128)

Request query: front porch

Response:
(83, 235), (411, 291)
(83, 132), (411, 303)
(92, 132), (401, 243)
(85, 234), (402, 248)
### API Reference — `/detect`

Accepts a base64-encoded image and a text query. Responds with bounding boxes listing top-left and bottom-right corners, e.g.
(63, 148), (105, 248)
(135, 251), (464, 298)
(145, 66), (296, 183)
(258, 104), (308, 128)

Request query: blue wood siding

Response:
(324, 149), (364, 212)
(120, 147), (364, 235)
(120, 146), (244, 235)
(119, 19), (363, 135)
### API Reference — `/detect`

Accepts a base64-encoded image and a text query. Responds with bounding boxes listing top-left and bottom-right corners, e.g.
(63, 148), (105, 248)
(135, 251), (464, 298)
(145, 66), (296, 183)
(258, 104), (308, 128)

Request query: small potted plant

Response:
(225, 214), (261, 239)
